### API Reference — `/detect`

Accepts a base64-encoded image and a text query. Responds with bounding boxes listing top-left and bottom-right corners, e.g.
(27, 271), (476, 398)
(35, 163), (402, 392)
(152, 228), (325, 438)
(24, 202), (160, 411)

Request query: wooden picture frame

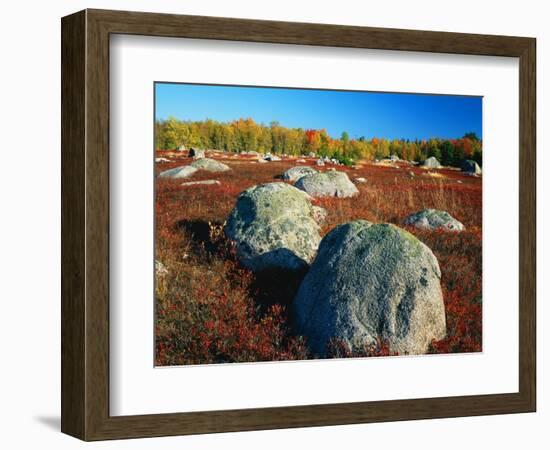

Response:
(61, 8), (536, 441)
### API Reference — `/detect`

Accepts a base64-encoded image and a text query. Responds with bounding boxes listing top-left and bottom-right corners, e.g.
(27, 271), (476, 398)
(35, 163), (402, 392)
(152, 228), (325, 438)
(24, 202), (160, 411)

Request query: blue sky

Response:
(155, 83), (482, 141)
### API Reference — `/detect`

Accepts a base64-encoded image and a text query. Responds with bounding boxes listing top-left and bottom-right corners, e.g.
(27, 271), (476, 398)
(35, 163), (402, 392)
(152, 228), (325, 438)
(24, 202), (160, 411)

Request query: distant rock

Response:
(296, 158), (306, 163)
(190, 158), (230, 172)
(309, 152), (316, 158)
(404, 209), (465, 232)
(295, 171), (359, 198)
(293, 221), (446, 356)
(282, 166), (318, 182)
(389, 154), (399, 162)
(158, 165), (198, 179)
(355, 177), (367, 184)
(257, 158), (268, 164)
(422, 156), (442, 169)
(189, 147), (205, 159)
(180, 180), (221, 187)
(176, 144), (187, 152)
(264, 154), (282, 162)
(315, 159), (325, 167)
(225, 183), (322, 272)
(461, 159), (482, 175)
(155, 157), (170, 163)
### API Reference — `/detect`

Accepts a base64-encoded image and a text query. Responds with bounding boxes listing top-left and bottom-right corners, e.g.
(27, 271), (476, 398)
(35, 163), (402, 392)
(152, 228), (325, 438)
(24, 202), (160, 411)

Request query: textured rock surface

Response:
(293, 221), (446, 356)
(190, 158), (231, 172)
(295, 171), (359, 198)
(404, 209), (465, 232)
(158, 165), (198, 179)
(225, 183), (322, 272)
(282, 166), (318, 182)
(461, 159), (482, 175)
(312, 206), (327, 225)
(422, 156), (442, 168)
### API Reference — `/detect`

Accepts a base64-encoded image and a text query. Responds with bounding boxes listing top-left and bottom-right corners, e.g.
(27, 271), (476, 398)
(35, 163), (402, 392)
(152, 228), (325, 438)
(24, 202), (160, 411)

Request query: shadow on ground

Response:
(34, 415), (60, 431)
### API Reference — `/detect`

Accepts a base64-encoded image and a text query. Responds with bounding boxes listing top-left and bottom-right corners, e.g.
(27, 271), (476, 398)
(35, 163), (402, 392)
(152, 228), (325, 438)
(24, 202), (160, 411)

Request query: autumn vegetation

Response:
(155, 150), (482, 365)
(156, 117), (483, 168)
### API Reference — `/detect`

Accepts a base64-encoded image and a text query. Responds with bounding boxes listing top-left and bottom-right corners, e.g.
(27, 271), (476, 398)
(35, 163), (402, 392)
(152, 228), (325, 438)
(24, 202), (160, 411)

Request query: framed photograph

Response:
(61, 9), (536, 440)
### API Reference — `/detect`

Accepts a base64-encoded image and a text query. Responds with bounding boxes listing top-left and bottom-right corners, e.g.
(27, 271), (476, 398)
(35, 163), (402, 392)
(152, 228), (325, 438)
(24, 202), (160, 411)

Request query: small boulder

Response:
(225, 183), (321, 272)
(190, 158), (230, 172)
(264, 154), (282, 162)
(422, 156), (442, 169)
(355, 177), (367, 184)
(461, 159), (482, 175)
(155, 260), (169, 277)
(296, 158), (306, 163)
(189, 147), (205, 159)
(316, 159), (325, 167)
(180, 180), (221, 187)
(257, 158), (268, 164)
(176, 144), (187, 152)
(295, 171), (359, 198)
(404, 209), (465, 232)
(155, 157), (170, 163)
(389, 154), (399, 162)
(293, 221), (446, 356)
(282, 166), (318, 182)
(158, 165), (198, 179)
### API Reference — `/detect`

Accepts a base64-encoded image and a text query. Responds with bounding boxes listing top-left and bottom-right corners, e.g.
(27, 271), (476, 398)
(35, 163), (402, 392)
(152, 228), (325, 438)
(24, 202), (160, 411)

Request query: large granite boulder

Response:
(423, 156), (442, 169)
(461, 159), (482, 175)
(158, 165), (198, 179)
(282, 166), (318, 182)
(190, 158), (230, 172)
(293, 221), (446, 356)
(294, 171), (358, 198)
(404, 209), (465, 232)
(225, 183), (322, 272)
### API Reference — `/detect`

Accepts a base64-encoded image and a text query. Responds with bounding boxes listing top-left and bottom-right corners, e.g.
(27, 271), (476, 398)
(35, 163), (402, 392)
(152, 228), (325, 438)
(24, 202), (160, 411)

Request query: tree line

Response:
(155, 117), (482, 167)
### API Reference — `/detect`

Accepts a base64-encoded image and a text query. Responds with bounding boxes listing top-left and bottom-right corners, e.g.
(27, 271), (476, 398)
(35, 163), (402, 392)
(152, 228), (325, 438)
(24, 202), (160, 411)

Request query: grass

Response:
(155, 151), (482, 365)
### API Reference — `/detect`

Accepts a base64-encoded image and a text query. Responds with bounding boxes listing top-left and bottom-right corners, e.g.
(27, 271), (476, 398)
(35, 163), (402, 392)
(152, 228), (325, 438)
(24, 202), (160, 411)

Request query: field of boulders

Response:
(154, 149), (482, 366)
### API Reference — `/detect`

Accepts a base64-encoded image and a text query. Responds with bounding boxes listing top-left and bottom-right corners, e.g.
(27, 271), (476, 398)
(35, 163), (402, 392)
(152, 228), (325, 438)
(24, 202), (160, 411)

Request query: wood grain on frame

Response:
(61, 8), (536, 441)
